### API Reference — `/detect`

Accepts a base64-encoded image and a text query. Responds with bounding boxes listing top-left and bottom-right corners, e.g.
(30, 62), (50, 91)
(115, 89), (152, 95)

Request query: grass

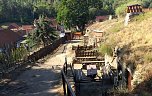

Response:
(0, 47), (28, 69)
(88, 9), (152, 95)
(132, 11), (152, 22)
(99, 44), (113, 56)
(144, 52), (152, 63)
(107, 19), (124, 33)
(115, 0), (142, 18)
(107, 21), (124, 33)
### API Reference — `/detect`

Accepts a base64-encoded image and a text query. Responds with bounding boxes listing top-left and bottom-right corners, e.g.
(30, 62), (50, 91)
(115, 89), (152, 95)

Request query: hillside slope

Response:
(87, 12), (152, 95)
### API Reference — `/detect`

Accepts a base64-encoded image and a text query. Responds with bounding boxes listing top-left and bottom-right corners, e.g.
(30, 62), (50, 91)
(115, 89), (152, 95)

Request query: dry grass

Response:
(88, 11), (152, 65)
(144, 52), (152, 63)
(107, 21), (124, 33)
(87, 11), (152, 93)
(102, 12), (152, 64)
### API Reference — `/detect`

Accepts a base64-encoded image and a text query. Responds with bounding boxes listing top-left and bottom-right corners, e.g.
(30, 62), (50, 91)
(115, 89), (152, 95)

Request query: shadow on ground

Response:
(0, 68), (63, 96)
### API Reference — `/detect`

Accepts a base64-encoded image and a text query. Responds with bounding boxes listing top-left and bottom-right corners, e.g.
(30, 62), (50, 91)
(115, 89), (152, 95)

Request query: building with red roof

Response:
(0, 29), (22, 48)
(8, 23), (20, 31)
(21, 25), (35, 34)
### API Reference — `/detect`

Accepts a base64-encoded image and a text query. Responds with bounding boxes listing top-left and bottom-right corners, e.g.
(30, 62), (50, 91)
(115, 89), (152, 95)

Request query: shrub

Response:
(99, 44), (113, 56)
(149, 3), (152, 8)
(115, 1), (142, 17)
(115, 4), (127, 18)
(132, 12), (152, 22)
(141, 0), (152, 8)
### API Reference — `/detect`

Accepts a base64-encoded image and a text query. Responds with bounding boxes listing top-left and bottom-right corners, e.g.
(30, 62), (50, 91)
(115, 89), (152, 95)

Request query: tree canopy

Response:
(0, 0), (151, 27)
(31, 15), (58, 46)
(0, 0), (56, 24)
(56, 0), (118, 31)
(57, 0), (90, 31)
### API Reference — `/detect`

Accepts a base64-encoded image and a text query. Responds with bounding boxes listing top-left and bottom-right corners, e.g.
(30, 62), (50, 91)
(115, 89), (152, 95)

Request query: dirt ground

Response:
(0, 40), (81, 96)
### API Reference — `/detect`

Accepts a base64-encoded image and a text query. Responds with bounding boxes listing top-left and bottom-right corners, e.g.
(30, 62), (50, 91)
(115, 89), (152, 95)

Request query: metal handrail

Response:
(61, 69), (76, 96)
(61, 57), (76, 96)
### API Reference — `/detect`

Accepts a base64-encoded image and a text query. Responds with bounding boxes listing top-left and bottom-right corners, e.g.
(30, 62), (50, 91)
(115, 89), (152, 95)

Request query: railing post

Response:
(63, 65), (66, 74)
(66, 63), (67, 75)
(128, 71), (132, 91)
(75, 82), (80, 96)
(65, 57), (68, 75)
(67, 84), (71, 96)
(62, 72), (66, 95)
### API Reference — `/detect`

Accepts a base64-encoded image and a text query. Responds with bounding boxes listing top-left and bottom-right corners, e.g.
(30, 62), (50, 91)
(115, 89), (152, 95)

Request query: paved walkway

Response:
(0, 41), (80, 96)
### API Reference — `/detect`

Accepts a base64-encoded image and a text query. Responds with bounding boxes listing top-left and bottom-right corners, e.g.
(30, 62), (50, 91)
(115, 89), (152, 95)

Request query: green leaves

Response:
(57, 0), (89, 31)
(142, 0), (152, 8)
(0, 0), (57, 23)
(57, 0), (117, 31)
(32, 15), (58, 46)
(99, 44), (113, 56)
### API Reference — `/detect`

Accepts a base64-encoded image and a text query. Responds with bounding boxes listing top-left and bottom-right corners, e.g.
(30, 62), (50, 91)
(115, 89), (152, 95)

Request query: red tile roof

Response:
(21, 25), (35, 33)
(35, 18), (59, 30)
(0, 29), (22, 47)
(8, 23), (20, 30)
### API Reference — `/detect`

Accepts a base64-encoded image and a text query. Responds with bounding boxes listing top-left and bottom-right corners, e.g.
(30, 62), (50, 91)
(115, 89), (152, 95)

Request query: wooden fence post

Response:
(128, 71), (132, 91)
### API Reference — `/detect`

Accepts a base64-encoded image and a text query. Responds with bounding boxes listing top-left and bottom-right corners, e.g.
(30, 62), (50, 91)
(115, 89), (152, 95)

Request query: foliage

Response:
(57, 0), (115, 31)
(132, 11), (152, 22)
(0, 45), (28, 68)
(57, 0), (89, 31)
(0, 0), (151, 24)
(149, 3), (152, 8)
(34, 2), (57, 18)
(115, 4), (127, 17)
(89, 8), (98, 20)
(115, 0), (142, 17)
(0, 0), (56, 24)
(99, 44), (113, 56)
(141, 0), (152, 8)
(32, 15), (58, 46)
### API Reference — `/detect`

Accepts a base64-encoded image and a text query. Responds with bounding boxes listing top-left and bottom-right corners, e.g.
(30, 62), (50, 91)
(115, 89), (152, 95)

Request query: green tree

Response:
(89, 7), (98, 20)
(33, 15), (58, 46)
(57, 0), (116, 31)
(0, 0), (57, 24)
(141, 0), (152, 8)
(57, 0), (89, 32)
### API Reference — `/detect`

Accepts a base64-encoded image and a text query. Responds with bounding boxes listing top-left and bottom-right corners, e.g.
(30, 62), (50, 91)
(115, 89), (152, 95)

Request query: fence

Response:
(75, 50), (98, 57)
(61, 58), (76, 96)
(0, 37), (65, 80)
(72, 45), (95, 50)
(28, 38), (64, 61)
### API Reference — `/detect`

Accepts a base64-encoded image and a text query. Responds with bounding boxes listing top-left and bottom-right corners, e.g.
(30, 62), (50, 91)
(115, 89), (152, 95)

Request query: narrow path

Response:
(0, 41), (79, 96)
